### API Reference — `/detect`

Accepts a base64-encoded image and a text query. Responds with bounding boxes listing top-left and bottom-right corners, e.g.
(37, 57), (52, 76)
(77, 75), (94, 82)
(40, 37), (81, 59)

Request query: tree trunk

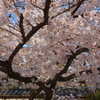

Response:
(45, 91), (53, 100)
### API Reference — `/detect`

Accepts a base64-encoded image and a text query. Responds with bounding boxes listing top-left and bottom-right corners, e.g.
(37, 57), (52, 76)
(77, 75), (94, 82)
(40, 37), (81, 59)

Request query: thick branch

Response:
(9, 0), (51, 63)
(0, 69), (37, 84)
(0, 60), (37, 83)
(36, 81), (53, 100)
(29, 88), (42, 100)
(43, 0), (51, 23)
(9, 23), (49, 62)
(0, 0), (52, 86)
(58, 74), (76, 82)
(19, 13), (25, 41)
(30, 80), (53, 100)
(71, 0), (85, 16)
(9, 43), (24, 62)
(8, 71), (33, 83)
(51, 0), (85, 19)
(47, 69), (93, 85)
(59, 48), (89, 75)
(0, 60), (7, 67)
(49, 47), (89, 89)
(0, 67), (6, 73)
(46, 74), (76, 85)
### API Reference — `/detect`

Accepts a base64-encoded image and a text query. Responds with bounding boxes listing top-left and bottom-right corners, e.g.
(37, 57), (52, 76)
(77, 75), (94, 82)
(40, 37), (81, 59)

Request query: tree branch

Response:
(9, 43), (24, 62)
(51, 0), (85, 19)
(51, 4), (75, 19)
(71, 0), (85, 16)
(58, 74), (76, 82)
(0, 60), (38, 83)
(43, 0), (51, 23)
(0, 0), (52, 87)
(59, 47), (89, 75)
(49, 47), (89, 89)
(29, 87), (42, 100)
(0, 60), (8, 67)
(19, 13), (25, 41)
(0, 27), (20, 38)
(31, 3), (43, 10)
(9, 0), (51, 63)
(36, 81), (53, 100)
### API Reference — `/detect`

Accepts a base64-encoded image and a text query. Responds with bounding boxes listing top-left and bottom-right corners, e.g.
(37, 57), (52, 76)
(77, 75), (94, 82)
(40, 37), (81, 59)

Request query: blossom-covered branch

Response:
(9, 0), (52, 63)
(0, 0), (52, 87)
(49, 47), (89, 89)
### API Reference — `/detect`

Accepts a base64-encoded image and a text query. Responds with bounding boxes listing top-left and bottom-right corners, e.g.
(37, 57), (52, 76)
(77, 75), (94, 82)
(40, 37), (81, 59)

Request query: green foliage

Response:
(86, 89), (100, 100)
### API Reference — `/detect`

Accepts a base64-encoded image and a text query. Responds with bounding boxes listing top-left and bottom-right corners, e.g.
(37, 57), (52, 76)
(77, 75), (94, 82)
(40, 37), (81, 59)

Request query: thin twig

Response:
(51, 4), (75, 19)
(0, 27), (20, 38)
(31, 3), (43, 10)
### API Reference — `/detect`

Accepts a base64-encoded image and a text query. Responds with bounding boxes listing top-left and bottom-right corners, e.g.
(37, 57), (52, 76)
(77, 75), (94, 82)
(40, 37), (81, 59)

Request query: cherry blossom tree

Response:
(0, 0), (100, 99)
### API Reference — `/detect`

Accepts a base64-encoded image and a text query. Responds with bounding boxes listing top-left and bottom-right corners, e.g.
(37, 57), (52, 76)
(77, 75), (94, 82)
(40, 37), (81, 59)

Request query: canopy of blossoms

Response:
(0, 0), (100, 99)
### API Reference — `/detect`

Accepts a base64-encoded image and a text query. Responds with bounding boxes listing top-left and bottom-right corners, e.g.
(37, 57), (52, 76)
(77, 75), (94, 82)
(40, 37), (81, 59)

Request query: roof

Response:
(0, 88), (32, 98)
(0, 87), (45, 99)
(0, 86), (93, 99)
